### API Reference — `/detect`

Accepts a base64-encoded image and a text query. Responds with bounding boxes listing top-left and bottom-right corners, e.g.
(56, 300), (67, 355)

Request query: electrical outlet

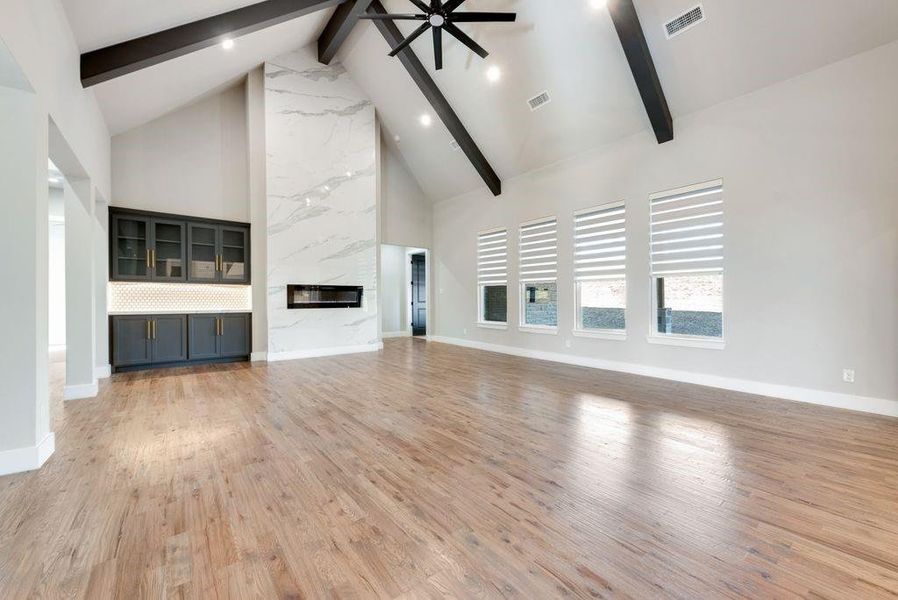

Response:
(842, 369), (855, 384)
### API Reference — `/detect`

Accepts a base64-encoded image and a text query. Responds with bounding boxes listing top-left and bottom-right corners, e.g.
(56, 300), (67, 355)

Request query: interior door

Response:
(188, 223), (219, 283)
(151, 219), (186, 282)
(411, 253), (427, 336)
(151, 315), (188, 364)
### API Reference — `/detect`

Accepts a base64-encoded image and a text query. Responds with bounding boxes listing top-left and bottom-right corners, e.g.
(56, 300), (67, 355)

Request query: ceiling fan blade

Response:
(407, 0), (431, 12)
(443, 0), (467, 13)
(388, 22), (431, 57)
(433, 26), (443, 70)
(443, 22), (488, 59)
(431, 0), (441, 10)
(450, 12), (517, 22)
(359, 14), (427, 20)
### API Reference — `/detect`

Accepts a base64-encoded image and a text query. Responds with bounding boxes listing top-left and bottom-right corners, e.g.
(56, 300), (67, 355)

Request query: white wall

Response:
(432, 41), (898, 412)
(381, 138), (432, 249)
(381, 245), (408, 335)
(111, 84), (249, 222)
(265, 47), (379, 359)
(247, 68), (268, 358)
(48, 192), (66, 348)
(64, 179), (96, 397)
(0, 1), (110, 199)
(0, 1), (111, 473)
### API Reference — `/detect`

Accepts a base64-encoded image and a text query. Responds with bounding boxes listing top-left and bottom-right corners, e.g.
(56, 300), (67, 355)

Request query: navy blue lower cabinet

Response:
(111, 313), (251, 373)
(188, 314), (220, 360)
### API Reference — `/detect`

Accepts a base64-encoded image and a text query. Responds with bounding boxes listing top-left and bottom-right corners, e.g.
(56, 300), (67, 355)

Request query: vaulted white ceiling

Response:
(60, 0), (335, 135)
(61, 0), (898, 201)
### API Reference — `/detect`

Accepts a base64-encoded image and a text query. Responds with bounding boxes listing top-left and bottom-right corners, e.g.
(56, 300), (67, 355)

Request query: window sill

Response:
(646, 334), (725, 350)
(477, 322), (507, 331)
(573, 329), (627, 341)
(519, 325), (558, 335)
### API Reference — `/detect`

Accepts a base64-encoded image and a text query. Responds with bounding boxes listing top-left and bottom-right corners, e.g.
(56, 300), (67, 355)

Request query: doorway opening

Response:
(380, 245), (429, 340)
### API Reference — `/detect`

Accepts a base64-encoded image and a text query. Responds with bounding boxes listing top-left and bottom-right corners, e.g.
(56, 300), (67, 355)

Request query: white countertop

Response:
(108, 309), (252, 315)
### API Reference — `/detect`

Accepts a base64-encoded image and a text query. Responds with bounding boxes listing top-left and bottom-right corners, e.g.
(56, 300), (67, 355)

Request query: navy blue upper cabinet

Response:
(110, 208), (249, 284)
(187, 223), (250, 284)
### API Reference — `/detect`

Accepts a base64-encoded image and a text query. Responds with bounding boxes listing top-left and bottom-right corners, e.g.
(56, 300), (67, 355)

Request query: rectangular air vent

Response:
(665, 4), (705, 39)
(528, 91), (551, 111)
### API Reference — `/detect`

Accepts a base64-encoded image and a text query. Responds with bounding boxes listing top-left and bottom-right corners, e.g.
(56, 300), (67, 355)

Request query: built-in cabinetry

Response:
(111, 313), (250, 372)
(110, 208), (250, 285)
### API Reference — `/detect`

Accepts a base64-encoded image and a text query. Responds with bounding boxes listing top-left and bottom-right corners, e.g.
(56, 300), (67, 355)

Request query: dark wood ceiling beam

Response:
(81, 0), (344, 87)
(318, 0), (374, 64)
(608, 0), (673, 144)
(367, 0), (501, 196)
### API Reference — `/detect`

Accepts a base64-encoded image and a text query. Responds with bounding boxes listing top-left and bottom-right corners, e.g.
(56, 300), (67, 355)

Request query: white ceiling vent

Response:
(528, 91), (551, 112)
(665, 5), (705, 39)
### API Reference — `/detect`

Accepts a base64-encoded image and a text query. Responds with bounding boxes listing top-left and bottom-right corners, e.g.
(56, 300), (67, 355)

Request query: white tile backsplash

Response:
(108, 282), (252, 314)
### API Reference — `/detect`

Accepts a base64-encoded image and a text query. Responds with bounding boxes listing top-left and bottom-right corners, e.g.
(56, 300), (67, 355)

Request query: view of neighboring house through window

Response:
(519, 217), (558, 329)
(477, 228), (508, 324)
(574, 202), (627, 333)
(650, 180), (725, 338)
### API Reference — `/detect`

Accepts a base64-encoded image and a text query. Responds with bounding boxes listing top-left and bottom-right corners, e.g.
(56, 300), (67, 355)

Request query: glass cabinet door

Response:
(188, 224), (219, 282)
(151, 219), (186, 281)
(113, 215), (150, 280)
(220, 226), (249, 284)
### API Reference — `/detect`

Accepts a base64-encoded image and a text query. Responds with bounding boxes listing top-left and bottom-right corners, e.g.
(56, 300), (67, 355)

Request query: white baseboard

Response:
(382, 331), (411, 339)
(267, 342), (384, 363)
(250, 352), (268, 362)
(64, 380), (99, 401)
(94, 364), (111, 379)
(0, 433), (55, 477)
(430, 336), (898, 418)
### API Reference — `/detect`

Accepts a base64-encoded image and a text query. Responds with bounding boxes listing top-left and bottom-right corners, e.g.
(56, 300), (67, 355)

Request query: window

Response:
(519, 217), (558, 330)
(574, 202), (627, 335)
(650, 180), (724, 341)
(477, 229), (508, 325)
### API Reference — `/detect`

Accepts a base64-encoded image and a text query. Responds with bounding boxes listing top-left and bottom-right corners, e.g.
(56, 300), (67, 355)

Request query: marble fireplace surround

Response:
(264, 46), (380, 361)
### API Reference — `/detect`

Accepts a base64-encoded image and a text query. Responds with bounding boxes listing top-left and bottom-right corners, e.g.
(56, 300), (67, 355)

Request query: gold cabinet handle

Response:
(146, 249), (151, 269)
(146, 319), (151, 339)
(220, 317), (224, 336)
(152, 319), (157, 340)
(151, 249), (156, 267)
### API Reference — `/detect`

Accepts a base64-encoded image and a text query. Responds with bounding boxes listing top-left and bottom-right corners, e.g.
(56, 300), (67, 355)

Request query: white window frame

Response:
(647, 179), (726, 350)
(572, 201), (628, 341)
(477, 227), (508, 329)
(518, 216), (558, 334)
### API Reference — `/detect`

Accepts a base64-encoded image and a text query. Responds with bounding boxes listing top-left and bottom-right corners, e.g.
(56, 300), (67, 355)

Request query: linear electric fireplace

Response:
(287, 285), (364, 309)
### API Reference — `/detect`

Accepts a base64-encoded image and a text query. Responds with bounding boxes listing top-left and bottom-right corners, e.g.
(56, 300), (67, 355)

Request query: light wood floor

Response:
(1, 339), (897, 599)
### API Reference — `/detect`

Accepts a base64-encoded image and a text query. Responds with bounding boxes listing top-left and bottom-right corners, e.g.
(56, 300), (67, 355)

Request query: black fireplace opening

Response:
(287, 285), (364, 309)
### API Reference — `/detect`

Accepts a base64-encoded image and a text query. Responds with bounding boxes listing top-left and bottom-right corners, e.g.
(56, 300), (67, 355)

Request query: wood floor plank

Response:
(1, 339), (897, 599)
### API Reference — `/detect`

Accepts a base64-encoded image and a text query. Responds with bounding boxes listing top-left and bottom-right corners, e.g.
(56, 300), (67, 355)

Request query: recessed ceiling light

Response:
(419, 114), (433, 127)
(49, 177), (60, 183)
(589, 0), (607, 10)
(486, 65), (502, 83)
(346, 171), (353, 178)
(221, 38), (235, 50)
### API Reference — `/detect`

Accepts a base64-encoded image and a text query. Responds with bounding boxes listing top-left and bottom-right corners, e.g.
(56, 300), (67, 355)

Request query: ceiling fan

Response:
(360, 0), (516, 70)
